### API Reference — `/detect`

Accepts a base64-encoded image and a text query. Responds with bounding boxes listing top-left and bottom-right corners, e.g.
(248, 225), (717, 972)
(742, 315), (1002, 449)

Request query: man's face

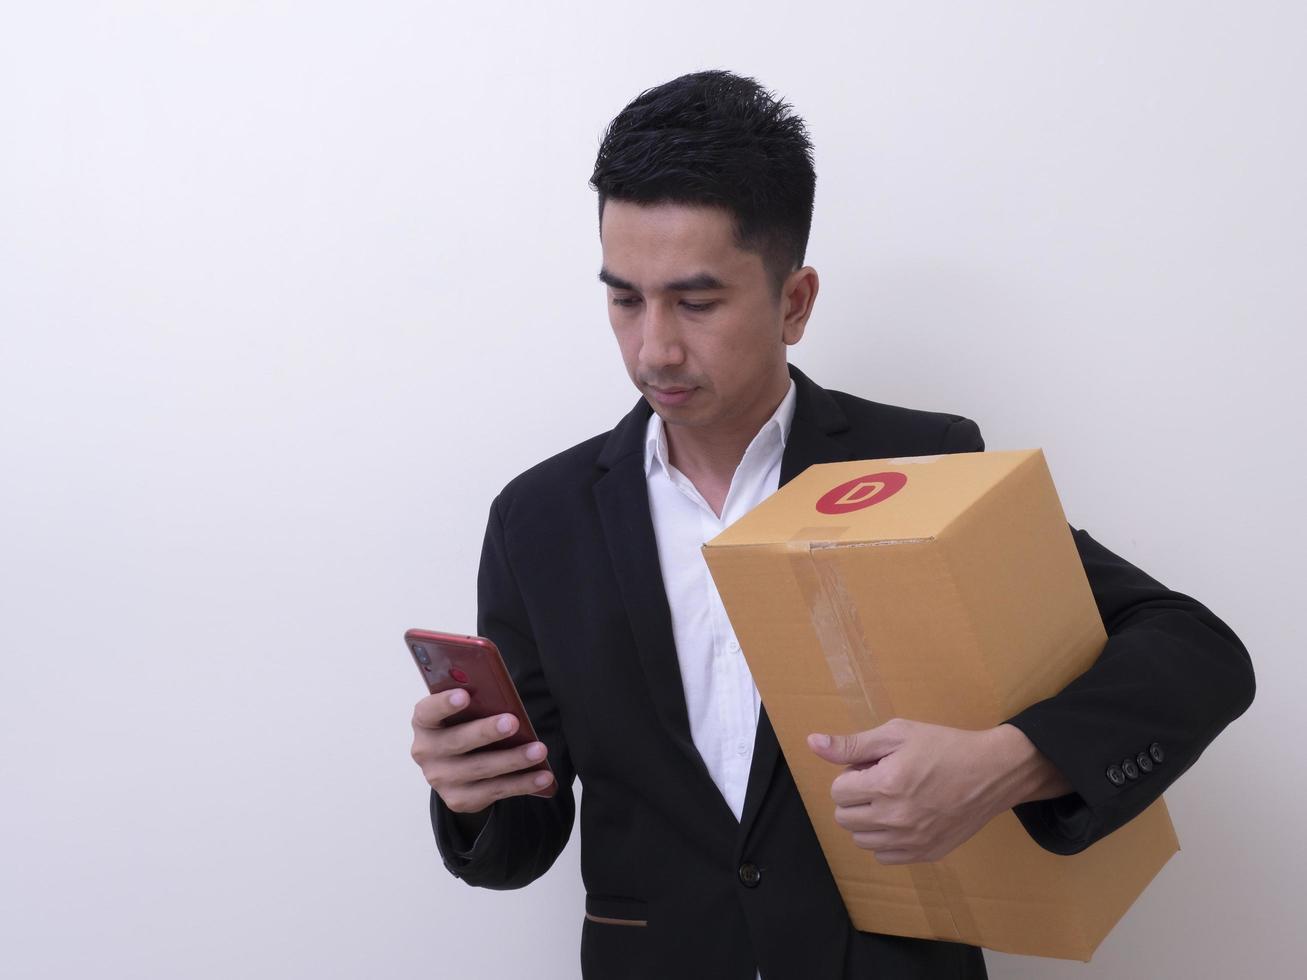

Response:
(599, 199), (799, 431)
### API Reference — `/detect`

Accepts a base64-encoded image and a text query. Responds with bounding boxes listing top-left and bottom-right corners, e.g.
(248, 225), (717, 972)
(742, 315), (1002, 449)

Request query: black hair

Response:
(589, 69), (816, 303)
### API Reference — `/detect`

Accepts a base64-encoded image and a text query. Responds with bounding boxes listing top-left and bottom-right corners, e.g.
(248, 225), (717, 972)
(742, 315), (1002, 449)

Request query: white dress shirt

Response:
(643, 378), (797, 822)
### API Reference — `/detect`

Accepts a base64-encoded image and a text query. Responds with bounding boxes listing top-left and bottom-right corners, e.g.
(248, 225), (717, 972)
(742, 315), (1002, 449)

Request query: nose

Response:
(637, 300), (686, 373)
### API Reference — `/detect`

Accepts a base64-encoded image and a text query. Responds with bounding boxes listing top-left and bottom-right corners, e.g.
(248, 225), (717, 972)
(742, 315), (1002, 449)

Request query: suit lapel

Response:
(737, 365), (855, 841)
(592, 363), (855, 833)
(593, 398), (733, 819)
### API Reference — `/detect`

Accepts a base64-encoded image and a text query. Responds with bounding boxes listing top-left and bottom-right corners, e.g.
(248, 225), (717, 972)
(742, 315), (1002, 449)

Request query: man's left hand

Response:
(807, 718), (1072, 866)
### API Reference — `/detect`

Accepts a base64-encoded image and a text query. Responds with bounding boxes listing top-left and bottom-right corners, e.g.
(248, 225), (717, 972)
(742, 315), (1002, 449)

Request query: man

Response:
(410, 70), (1254, 978)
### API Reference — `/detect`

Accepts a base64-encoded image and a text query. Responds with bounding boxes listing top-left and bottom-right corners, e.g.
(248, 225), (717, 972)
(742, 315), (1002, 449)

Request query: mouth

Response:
(648, 385), (697, 406)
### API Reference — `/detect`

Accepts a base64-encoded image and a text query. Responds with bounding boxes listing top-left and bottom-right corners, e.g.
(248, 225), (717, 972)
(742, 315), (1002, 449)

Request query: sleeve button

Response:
(1106, 765), (1127, 786)
(1136, 751), (1154, 773)
(1149, 742), (1165, 764)
(1122, 758), (1140, 780)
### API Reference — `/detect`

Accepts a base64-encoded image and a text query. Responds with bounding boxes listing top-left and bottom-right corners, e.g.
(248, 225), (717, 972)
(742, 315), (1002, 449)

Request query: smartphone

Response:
(404, 628), (556, 798)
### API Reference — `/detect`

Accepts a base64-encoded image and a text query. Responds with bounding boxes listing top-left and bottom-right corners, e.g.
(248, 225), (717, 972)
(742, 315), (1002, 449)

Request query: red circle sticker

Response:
(815, 471), (908, 514)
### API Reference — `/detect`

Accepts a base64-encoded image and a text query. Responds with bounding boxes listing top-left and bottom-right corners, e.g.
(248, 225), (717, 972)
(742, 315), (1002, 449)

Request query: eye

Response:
(681, 301), (716, 313)
(611, 296), (640, 308)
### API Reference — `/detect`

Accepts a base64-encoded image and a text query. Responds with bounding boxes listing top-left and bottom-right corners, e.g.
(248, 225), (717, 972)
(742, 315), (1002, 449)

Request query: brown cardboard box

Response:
(700, 448), (1179, 961)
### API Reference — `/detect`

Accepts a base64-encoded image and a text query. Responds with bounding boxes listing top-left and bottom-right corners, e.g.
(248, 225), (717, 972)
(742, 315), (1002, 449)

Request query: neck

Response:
(664, 366), (791, 484)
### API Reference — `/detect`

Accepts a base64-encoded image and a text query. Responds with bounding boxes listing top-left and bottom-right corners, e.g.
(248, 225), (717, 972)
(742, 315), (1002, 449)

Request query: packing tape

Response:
(788, 533), (982, 947)
(925, 861), (982, 947)
(785, 535), (888, 727)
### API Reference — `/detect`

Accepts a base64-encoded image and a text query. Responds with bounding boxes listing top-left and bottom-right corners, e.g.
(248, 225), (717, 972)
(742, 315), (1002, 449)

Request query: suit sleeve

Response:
(938, 416), (1257, 855)
(1003, 527), (1254, 854)
(428, 492), (577, 889)
(941, 416), (985, 454)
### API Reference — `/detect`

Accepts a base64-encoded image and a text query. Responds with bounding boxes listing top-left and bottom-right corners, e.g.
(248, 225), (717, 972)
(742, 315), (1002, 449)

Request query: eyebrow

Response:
(597, 267), (729, 292)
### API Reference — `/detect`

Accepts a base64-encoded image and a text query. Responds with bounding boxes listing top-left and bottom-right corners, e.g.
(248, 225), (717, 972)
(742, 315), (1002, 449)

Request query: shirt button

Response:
(727, 638), (740, 653)
(736, 739), (749, 756)
(738, 862), (762, 888)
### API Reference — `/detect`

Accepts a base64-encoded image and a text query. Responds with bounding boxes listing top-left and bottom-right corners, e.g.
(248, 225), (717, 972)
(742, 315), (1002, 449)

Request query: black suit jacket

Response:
(429, 362), (1255, 979)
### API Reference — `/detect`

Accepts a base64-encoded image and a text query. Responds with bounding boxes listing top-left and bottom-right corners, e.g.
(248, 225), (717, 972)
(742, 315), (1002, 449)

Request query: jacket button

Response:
(1122, 758), (1140, 780)
(1106, 765), (1126, 786)
(738, 862), (762, 888)
(1149, 742), (1165, 764)
(1136, 751), (1154, 773)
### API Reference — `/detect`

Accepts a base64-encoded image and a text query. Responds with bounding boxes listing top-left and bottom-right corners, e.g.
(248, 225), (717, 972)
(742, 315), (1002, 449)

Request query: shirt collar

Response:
(643, 376), (797, 478)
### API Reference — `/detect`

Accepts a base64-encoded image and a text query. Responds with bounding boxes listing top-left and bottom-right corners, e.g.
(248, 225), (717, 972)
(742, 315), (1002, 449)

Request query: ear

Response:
(781, 266), (819, 345)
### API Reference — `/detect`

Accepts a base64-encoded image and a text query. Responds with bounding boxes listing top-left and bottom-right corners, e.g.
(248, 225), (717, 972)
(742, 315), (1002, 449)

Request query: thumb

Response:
(807, 721), (905, 765)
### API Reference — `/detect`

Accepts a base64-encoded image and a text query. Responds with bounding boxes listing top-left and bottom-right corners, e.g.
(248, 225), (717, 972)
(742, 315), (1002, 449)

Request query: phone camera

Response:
(411, 644), (432, 666)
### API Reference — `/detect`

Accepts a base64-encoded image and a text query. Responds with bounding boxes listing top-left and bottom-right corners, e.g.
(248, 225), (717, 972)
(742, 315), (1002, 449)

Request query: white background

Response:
(2, 2), (1303, 977)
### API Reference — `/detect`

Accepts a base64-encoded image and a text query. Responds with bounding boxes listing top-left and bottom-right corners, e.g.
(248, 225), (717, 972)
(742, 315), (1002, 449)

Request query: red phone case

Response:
(405, 628), (556, 798)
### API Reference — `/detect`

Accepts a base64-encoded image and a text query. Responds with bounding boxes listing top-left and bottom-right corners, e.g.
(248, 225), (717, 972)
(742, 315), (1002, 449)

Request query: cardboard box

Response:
(700, 448), (1179, 961)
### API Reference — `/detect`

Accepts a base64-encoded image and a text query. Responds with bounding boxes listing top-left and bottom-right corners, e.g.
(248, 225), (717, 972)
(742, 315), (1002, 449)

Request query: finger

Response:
(412, 689), (474, 730)
(808, 718), (908, 766)
(437, 711), (522, 757)
(832, 800), (904, 834)
(851, 830), (900, 851)
(442, 740), (549, 785)
(833, 801), (876, 831)
(830, 768), (885, 807)
(445, 768), (556, 812)
(872, 850), (918, 866)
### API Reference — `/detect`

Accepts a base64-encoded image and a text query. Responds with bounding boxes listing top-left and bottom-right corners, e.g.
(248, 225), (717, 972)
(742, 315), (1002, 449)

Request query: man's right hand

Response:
(410, 689), (555, 820)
